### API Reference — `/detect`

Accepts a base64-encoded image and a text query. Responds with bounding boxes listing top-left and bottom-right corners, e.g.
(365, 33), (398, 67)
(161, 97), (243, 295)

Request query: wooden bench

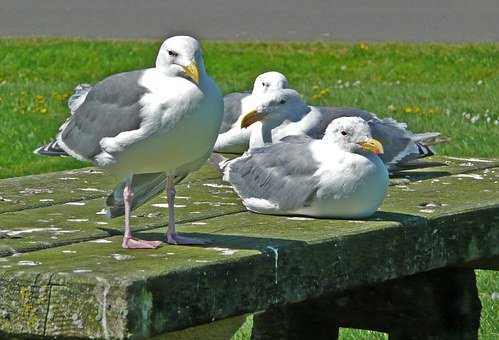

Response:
(0, 156), (498, 339)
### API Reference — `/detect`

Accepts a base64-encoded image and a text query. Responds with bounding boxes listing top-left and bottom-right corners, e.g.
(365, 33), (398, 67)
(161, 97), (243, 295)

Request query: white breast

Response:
(290, 142), (389, 218)
(110, 69), (222, 177)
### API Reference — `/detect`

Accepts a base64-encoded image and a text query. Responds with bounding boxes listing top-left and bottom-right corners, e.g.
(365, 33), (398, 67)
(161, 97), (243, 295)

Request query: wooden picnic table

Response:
(0, 156), (498, 339)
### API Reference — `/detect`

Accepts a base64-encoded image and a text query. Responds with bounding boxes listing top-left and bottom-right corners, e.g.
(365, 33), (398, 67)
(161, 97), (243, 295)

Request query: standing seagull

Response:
(214, 71), (288, 153)
(219, 117), (389, 218)
(35, 36), (223, 248)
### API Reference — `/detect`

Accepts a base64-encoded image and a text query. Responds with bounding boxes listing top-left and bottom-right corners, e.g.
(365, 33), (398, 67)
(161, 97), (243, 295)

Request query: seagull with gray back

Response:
(35, 36), (223, 249)
(219, 116), (389, 218)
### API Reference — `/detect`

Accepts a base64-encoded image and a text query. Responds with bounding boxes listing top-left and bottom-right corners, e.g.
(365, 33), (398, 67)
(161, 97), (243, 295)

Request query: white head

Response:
(155, 36), (205, 84)
(240, 89), (309, 129)
(251, 72), (289, 95)
(324, 117), (384, 155)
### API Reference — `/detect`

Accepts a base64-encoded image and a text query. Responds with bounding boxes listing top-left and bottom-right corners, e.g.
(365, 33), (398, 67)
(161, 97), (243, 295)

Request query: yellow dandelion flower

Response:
(359, 42), (369, 50)
(404, 107), (413, 113)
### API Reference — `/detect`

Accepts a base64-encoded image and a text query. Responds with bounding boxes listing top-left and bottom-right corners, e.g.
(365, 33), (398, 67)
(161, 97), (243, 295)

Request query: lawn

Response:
(0, 38), (497, 338)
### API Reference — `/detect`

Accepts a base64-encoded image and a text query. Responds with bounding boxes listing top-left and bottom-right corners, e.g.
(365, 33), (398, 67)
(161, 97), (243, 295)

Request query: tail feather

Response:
(107, 173), (167, 218)
(33, 140), (68, 157)
(106, 173), (186, 218)
(208, 153), (229, 174)
(416, 142), (434, 158)
(413, 132), (448, 146)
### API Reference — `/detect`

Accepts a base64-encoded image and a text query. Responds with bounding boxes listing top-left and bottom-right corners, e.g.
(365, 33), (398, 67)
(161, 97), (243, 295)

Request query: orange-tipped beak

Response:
(358, 138), (384, 155)
(182, 61), (200, 84)
(240, 110), (265, 128)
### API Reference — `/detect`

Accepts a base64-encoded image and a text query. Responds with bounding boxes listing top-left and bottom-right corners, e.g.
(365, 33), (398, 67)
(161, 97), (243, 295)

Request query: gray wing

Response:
(225, 138), (320, 210)
(220, 92), (249, 133)
(59, 70), (148, 160)
(367, 118), (416, 164)
(308, 106), (377, 139)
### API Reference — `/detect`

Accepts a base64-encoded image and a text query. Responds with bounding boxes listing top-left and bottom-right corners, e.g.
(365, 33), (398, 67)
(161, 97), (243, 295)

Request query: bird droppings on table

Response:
(447, 157), (493, 163)
(454, 174), (484, 180)
(65, 202), (86, 206)
(142, 212), (160, 218)
(110, 254), (135, 261)
(151, 203), (186, 208)
(95, 277), (111, 340)
(17, 260), (40, 266)
(4, 227), (61, 237)
(202, 183), (233, 189)
(266, 246), (279, 284)
(208, 247), (238, 256)
(79, 188), (106, 192)
(90, 239), (112, 244)
(395, 185), (415, 191)
(19, 188), (54, 195)
(55, 230), (80, 234)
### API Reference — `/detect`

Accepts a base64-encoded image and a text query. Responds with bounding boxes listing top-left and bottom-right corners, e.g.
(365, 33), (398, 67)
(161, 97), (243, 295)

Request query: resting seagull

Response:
(35, 36), (223, 248)
(219, 117), (389, 218)
(238, 89), (442, 168)
(214, 71), (288, 153)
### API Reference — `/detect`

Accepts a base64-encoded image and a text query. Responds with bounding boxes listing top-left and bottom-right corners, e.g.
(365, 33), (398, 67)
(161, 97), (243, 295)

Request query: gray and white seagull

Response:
(215, 71), (444, 167)
(35, 36), (223, 249)
(214, 71), (289, 153)
(218, 116), (389, 218)
(236, 88), (442, 169)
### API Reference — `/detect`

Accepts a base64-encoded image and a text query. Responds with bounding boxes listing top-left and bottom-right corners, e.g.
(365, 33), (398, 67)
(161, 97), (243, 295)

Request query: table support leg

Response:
(251, 303), (339, 340)
(250, 268), (481, 340)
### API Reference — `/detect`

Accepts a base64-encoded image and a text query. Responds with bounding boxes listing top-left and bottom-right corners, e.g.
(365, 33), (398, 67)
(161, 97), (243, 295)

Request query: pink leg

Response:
(165, 176), (211, 245)
(122, 181), (162, 249)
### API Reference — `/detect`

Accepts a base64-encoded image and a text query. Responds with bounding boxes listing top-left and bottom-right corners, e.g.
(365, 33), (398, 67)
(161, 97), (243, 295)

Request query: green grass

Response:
(0, 38), (497, 338)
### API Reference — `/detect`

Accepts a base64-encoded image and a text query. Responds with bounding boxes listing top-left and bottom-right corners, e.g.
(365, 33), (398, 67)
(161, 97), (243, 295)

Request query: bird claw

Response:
(122, 237), (162, 249)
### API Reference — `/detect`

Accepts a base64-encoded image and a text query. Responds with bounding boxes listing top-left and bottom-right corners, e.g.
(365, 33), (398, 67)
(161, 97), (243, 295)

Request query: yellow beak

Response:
(183, 61), (200, 85)
(240, 110), (265, 128)
(358, 138), (384, 155)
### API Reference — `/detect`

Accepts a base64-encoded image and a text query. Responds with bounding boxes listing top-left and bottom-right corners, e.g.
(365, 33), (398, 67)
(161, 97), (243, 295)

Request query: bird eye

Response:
(262, 82), (268, 87)
(168, 50), (178, 57)
(341, 131), (348, 136)
(279, 99), (286, 105)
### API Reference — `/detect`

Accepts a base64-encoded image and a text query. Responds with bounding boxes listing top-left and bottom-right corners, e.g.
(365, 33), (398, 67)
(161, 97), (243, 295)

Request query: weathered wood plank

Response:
(0, 156), (497, 215)
(0, 163), (222, 214)
(0, 167), (497, 339)
(0, 179), (244, 256)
